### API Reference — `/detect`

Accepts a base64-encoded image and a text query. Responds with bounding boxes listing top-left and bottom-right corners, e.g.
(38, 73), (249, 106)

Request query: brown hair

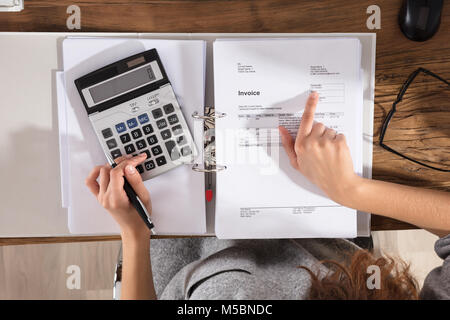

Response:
(299, 250), (420, 300)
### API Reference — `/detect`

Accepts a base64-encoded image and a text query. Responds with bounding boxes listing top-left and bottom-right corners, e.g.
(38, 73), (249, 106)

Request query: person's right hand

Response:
(85, 153), (151, 239)
(278, 92), (362, 205)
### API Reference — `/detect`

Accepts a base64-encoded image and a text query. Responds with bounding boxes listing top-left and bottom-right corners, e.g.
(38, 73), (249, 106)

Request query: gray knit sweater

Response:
(148, 235), (450, 300)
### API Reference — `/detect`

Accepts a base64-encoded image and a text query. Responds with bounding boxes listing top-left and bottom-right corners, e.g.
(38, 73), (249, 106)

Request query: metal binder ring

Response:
(191, 164), (227, 173)
(192, 111), (226, 120)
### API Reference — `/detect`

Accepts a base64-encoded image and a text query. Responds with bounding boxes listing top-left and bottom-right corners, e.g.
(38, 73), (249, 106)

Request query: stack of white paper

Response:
(58, 38), (207, 235)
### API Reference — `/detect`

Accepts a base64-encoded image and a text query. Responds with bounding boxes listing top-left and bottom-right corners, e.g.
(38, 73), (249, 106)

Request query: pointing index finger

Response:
(297, 92), (319, 140)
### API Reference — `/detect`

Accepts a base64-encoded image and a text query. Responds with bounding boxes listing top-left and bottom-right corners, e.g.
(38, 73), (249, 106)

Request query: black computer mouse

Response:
(399, 0), (444, 41)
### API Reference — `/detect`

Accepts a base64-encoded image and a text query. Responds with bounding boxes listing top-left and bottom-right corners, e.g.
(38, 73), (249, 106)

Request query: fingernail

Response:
(311, 91), (319, 98)
(126, 165), (136, 174)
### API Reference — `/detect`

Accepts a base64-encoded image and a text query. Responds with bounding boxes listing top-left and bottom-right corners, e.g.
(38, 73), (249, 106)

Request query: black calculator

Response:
(75, 49), (197, 180)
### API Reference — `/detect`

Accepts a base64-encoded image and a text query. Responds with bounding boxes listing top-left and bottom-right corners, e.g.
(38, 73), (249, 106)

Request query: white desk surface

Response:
(0, 33), (138, 237)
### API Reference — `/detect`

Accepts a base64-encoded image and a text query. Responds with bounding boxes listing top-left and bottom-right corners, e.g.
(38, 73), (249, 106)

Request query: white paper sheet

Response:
(61, 38), (207, 235)
(56, 72), (69, 209)
(214, 38), (363, 239)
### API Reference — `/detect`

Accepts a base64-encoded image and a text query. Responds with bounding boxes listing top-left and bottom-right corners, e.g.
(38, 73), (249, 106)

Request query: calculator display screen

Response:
(89, 65), (156, 104)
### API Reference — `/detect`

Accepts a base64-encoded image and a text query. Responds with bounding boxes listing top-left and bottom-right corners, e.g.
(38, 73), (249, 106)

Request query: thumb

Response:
(124, 164), (151, 205)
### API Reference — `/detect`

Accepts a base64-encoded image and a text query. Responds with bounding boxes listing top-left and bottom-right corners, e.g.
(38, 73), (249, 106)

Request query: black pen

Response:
(105, 153), (156, 236)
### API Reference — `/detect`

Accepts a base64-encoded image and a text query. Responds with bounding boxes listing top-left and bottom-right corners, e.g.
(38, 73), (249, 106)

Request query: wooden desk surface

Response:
(0, 0), (449, 245)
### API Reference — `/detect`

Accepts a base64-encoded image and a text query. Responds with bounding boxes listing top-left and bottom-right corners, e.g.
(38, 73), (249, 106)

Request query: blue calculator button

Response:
(126, 118), (138, 129)
(138, 113), (149, 124)
(115, 122), (127, 133)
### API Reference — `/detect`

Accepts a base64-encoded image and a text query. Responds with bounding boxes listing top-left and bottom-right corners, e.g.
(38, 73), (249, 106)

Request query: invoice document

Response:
(214, 38), (363, 239)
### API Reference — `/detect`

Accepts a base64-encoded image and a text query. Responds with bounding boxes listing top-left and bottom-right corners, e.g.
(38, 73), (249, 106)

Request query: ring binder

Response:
(192, 110), (226, 120)
(192, 163), (227, 172)
(191, 109), (227, 173)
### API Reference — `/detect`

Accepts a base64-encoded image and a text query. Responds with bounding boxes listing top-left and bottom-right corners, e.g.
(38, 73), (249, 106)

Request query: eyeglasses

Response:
(379, 68), (450, 172)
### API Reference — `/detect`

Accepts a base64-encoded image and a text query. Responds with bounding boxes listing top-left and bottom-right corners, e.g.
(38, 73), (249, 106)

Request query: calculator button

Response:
(147, 135), (158, 145)
(126, 118), (138, 129)
(161, 129), (172, 140)
(101, 128), (113, 139)
(163, 104), (175, 114)
(168, 114), (179, 125)
(115, 123), (127, 134)
(156, 156), (167, 166)
(106, 138), (117, 149)
(151, 145), (163, 156)
(165, 140), (176, 154)
(181, 146), (192, 156)
(140, 150), (151, 159)
(136, 141), (147, 152)
(171, 125), (183, 135)
(138, 113), (150, 124)
(144, 160), (156, 171)
(142, 124), (154, 135)
(131, 128), (143, 139)
(136, 139), (147, 150)
(156, 119), (167, 129)
(111, 149), (122, 159)
(165, 140), (180, 161)
(124, 144), (136, 154)
(176, 135), (187, 146)
(152, 108), (163, 119)
(136, 165), (144, 174)
(120, 133), (131, 144)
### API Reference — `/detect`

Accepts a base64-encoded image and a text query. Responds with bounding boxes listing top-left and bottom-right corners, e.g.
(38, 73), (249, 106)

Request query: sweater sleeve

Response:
(420, 234), (450, 300)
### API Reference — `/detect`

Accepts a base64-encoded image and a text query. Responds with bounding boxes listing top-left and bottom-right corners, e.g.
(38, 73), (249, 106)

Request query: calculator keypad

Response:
(97, 95), (195, 180)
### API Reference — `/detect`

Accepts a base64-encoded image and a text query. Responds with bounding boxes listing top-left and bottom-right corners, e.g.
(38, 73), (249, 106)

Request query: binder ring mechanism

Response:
(191, 110), (226, 120)
(191, 109), (227, 173)
(192, 163), (227, 173)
